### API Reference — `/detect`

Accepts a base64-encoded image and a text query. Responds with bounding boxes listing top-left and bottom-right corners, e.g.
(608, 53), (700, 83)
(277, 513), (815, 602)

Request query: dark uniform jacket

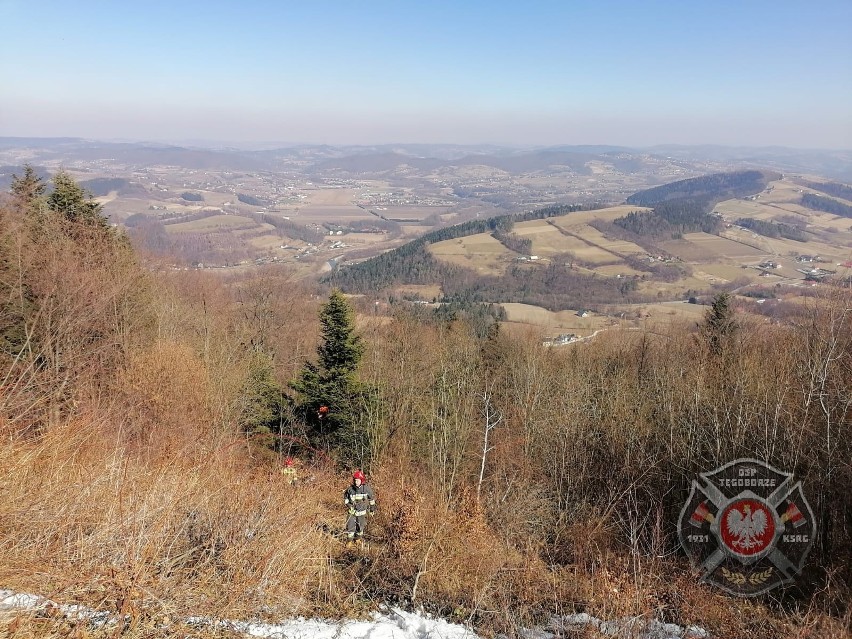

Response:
(344, 483), (376, 516)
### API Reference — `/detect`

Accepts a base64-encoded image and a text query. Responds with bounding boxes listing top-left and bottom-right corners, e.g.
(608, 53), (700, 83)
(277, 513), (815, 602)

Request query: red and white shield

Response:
(679, 458), (815, 597)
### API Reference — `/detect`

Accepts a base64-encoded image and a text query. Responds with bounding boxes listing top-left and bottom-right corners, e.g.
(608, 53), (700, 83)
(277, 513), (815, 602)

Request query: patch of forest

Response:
(735, 217), (808, 242)
(613, 196), (722, 238)
(327, 238), (459, 292)
(441, 260), (649, 311)
(798, 179), (852, 202)
(625, 170), (779, 206)
(492, 229), (532, 254)
(238, 193), (268, 207)
(251, 212), (327, 244)
(800, 193), (852, 218)
(614, 170), (781, 240)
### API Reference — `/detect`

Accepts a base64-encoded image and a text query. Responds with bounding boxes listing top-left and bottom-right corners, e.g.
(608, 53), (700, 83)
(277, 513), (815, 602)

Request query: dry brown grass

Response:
(1, 362), (849, 638)
(0, 419), (351, 627)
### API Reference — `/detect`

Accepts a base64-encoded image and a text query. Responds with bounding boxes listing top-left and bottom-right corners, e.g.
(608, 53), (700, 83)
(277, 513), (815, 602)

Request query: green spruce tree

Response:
(10, 164), (47, 211)
(239, 351), (287, 452)
(47, 170), (109, 228)
(699, 292), (738, 355)
(290, 290), (366, 461)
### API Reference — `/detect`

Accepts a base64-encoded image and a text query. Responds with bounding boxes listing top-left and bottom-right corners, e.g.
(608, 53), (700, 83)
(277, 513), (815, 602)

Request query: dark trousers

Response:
(346, 514), (366, 538)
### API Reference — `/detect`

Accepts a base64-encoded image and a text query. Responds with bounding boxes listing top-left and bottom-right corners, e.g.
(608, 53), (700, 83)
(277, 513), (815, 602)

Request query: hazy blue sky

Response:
(1, 0), (850, 148)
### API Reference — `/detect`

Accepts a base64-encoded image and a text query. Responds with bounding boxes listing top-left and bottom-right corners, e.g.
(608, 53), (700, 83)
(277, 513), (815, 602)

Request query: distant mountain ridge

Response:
(2, 138), (850, 179)
(315, 150), (614, 176)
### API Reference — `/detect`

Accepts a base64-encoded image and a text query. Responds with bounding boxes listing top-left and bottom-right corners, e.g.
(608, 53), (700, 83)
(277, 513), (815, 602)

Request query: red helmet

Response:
(353, 470), (366, 482)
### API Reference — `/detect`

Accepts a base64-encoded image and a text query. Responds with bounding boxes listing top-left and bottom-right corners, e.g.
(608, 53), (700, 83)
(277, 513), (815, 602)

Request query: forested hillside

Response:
(613, 170), (779, 240)
(735, 217), (809, 242)
(798, 179), (852, 202)
(800, 192), (852, 218)
(326, 203), (654, 313)
(625, 170), (779, 206)
(0, 171), (850, 638)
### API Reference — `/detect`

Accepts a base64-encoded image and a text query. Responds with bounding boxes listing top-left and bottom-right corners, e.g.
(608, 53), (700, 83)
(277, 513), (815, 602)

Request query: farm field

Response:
(102, 197), (174, 219)
(338, 232), (396, 246)
(529, 223), (610, 259)
(428, 206), (654, 271)
(165, 215), (256, 233)
(500, 303), (610, 337)
(545, 204), (649, 225)
(376, 206), (450, 221)
(808, 214), (852, 232)
(629, 300), (709, 323)
(232, 223), (276, 236)
(248, 235), (291, 250)
(560, 223), (647, 256)
(303, 187), (359, 206)
(714, 199), (786, 220)
(664, 232), (767, 261)
(499, 299), (716, 342)
(715, 176), (852, 236)
(287, 205), (375, 222)
(399, 225), (427, 237)
(429, 234), (513, 275)
(514, 220), (607, 259)
(593, 263), (648, 277)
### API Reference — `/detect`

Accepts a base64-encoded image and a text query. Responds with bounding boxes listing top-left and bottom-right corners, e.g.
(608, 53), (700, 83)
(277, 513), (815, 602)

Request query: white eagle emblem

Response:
(725, 503), (769, 550)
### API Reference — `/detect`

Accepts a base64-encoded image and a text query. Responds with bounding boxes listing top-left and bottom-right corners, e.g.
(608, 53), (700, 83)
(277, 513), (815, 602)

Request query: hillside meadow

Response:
(1, 187), (851, 638)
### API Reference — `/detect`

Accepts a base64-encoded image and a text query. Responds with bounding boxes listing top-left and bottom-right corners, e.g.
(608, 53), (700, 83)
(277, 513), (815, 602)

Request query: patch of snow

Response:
(189, 606), (478, 639)
(0, 588), (708, 639)
(552, 613), (709, 639)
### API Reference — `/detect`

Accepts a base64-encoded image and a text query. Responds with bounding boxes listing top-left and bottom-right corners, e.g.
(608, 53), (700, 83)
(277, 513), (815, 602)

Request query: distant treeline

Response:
(492, 229), (532, 254)
(180, 192), (204, 202)
(159, 210), (220, 226)
(251, 213), (326, 244)
(615, 170), (779, 240)
(800, 180), (852, 202)
(327, 237), (457, 292)
(626, 170), (779, 206)
(735, 217), (808, 242)
(614, 197), (721, 238)
(800, 193), (852, 218)
(326, 203), (592, 293)
(238, 193), (268, 207)
(440, 260), (648, 311)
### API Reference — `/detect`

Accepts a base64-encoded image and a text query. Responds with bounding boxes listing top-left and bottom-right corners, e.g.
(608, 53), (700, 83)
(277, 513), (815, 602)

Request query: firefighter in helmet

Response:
(280, 456), (298, 486)
(344, 470), (376, 547)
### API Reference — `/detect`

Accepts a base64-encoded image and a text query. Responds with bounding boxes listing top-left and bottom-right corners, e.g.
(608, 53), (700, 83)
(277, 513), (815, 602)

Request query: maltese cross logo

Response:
(679, 459), (815, 596)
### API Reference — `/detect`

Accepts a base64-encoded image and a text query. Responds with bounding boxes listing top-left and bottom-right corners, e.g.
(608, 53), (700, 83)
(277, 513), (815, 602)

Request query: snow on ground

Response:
(193, 606), (478, 639)
(0, 588), (708, 639)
